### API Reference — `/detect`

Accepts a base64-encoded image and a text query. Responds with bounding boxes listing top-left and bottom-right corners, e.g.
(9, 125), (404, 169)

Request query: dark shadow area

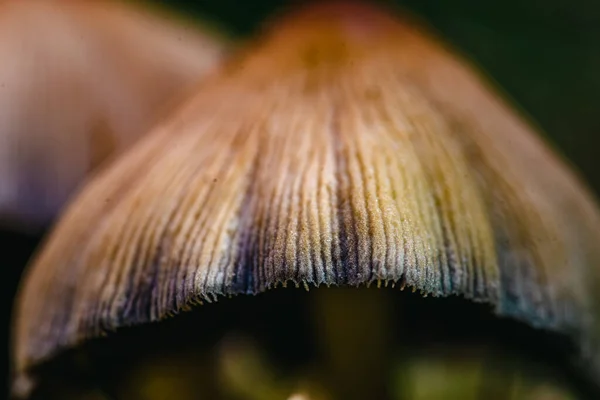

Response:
(25, 287), (599, 399)
(2, 229), (44, 400)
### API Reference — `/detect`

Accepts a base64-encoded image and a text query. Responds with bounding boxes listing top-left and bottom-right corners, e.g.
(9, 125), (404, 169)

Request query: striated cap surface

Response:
(12, 1), (600, 395)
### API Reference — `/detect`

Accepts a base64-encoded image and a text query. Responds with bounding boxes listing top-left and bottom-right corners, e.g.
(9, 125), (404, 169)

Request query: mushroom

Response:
(11, 1), (600, 399)
(0, 0), (228, 230)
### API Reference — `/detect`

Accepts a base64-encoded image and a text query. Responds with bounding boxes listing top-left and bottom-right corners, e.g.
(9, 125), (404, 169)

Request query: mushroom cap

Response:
(12, 0), (600, 395)
(0, 0), (228, 229)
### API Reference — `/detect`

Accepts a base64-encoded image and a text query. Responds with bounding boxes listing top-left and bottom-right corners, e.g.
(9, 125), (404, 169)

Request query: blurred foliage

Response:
(147, 0), (600, 194)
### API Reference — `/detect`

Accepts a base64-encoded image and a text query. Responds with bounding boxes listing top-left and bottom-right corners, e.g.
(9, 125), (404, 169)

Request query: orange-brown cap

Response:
(11, 1), (600, 396)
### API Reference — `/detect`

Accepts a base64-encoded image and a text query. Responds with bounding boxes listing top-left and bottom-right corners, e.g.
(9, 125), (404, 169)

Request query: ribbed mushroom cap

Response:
(12, 0), (600, 395)
(0, 0), (227, 229)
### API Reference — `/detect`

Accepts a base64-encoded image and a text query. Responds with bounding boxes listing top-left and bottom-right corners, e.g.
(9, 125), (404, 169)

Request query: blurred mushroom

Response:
(0, 0), (228, 230)
(11, 1), (600, 399)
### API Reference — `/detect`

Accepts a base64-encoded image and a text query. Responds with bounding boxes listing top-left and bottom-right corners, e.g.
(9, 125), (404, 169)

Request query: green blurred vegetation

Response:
(148, 0), (600, 194)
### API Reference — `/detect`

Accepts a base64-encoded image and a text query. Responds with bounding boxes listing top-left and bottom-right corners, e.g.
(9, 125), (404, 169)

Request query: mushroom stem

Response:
(312, 287), (393, 399)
